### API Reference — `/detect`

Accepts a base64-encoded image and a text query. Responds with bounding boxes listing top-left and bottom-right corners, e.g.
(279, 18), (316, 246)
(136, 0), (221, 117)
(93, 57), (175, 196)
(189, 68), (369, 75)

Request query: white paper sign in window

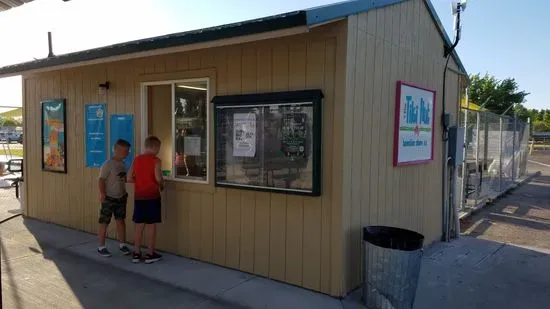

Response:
(183, 136), (201, 156)
(232, 113), (256, 157)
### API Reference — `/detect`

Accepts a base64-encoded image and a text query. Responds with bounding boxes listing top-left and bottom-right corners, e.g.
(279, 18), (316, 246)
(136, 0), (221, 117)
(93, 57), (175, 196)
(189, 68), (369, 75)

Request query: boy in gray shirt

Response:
(97, 139), (132, 257)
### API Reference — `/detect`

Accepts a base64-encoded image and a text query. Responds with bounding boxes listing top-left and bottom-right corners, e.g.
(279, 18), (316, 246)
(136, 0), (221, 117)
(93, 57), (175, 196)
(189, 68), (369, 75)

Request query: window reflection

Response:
(174, 81), (208, 181)
(216, 103), (314, 192)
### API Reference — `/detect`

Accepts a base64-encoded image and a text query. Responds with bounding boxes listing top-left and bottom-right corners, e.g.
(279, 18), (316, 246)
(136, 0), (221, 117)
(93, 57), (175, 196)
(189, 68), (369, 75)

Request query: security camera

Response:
(451, 0), (467, 15)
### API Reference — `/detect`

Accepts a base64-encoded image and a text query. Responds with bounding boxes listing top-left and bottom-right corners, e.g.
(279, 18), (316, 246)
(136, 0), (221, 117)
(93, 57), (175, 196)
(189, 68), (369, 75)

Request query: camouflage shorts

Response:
(98, 195), (127, 224)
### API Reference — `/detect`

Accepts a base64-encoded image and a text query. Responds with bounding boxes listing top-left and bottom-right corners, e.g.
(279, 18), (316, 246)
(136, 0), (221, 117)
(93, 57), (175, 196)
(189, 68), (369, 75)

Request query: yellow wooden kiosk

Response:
(0, 0), (466, 296)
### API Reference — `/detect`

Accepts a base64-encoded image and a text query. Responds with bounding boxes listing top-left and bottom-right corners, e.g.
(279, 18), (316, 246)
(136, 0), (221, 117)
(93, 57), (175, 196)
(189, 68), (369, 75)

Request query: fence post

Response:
(460, 109), (468, 211)
(475, 112), (481, 203)
(512, 113), (517, 182)
(483, 119), (489, 174)
(499, 117), (503, 193)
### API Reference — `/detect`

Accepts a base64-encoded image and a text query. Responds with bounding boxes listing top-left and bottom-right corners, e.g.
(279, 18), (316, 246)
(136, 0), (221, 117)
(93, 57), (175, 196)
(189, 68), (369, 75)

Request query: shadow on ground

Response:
(413, 236), (550, 309)
(1, 216), (242, 309)
(461, 173), (550, 250)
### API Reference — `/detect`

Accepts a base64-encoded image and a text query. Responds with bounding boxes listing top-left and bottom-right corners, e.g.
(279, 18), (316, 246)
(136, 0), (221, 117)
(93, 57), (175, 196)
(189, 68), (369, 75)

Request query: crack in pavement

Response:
(474, 243), (506, 267)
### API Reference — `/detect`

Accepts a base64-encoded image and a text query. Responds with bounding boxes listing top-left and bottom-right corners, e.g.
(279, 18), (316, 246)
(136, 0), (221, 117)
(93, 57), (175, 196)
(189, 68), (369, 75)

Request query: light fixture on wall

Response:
(98, 82), (110, 96)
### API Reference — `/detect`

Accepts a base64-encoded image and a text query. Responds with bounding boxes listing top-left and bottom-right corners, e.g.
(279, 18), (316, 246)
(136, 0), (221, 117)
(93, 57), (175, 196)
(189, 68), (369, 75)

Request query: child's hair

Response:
(115, 139), (131, 148)
(144, 135), (161, 149)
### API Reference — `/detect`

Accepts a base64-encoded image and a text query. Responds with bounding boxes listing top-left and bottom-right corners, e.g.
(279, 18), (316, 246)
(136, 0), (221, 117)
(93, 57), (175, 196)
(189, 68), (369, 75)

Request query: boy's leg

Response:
(132, 223), (145, 262)
(98, 223), (108, 247)
(113, 195), (128, 244)
(97, 200), (113, 257)
(115, 219), (131, 255)
(146, 223), (157, 254)
(133, 223), (145, 252)
(115, 219), (126, 243)
(144, 199), (162, 263)
(149, 198), (162, 254)
(132, 199), (144, 252)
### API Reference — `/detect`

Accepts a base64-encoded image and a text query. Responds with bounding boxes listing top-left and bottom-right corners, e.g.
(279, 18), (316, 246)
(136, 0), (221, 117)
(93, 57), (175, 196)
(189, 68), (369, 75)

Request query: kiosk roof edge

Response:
(0, 0), (467, 78)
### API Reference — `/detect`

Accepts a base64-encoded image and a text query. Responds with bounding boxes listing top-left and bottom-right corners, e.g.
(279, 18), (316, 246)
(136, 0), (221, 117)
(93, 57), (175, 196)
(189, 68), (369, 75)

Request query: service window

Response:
(144, 79), (209, 183)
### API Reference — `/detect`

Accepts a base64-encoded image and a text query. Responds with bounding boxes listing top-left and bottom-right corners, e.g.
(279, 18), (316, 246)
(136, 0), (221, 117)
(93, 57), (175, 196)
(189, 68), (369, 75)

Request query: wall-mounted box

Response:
(448, 126), (465, 167)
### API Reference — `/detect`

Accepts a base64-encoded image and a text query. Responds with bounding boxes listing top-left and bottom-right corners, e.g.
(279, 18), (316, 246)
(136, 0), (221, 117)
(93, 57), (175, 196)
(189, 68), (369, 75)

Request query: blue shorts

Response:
(133, 198), (162, 224)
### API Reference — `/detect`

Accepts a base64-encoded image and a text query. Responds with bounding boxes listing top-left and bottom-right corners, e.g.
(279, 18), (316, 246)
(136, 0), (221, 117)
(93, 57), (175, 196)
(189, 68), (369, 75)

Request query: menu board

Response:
(212, 90), (323, 196)
(85, 104), (107, 168)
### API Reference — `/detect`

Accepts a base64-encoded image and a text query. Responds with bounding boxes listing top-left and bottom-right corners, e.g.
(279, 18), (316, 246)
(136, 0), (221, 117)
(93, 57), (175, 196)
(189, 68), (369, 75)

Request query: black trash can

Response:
(363, 226), (424, 309)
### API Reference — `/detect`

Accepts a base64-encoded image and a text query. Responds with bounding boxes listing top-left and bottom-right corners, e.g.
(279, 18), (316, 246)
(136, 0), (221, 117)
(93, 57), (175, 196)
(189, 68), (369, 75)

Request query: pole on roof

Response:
(48, 32), (54, 58)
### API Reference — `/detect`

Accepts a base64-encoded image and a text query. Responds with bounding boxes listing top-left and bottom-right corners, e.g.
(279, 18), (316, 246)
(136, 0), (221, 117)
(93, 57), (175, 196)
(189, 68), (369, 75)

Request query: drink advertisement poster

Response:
(41, 99), (67, 173)
(393, 81), (436, 166)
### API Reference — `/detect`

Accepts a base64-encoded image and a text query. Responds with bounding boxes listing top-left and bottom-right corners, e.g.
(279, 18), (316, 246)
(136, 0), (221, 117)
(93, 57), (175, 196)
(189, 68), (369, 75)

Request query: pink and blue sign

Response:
(393, 81), (436, 166)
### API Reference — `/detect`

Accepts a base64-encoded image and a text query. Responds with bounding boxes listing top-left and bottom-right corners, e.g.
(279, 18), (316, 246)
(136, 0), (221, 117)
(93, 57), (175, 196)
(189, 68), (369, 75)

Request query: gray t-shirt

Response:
(99, 159), (127, 198)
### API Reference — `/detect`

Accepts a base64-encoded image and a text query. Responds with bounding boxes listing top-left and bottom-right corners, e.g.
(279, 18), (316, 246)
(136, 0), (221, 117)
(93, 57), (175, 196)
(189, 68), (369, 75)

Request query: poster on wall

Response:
(281, 112), (308, 158)
(110, 114), (134, 170)
(41, 99), (67, 173)
(232, 113), (256, 157)
(85, 103), (107, 168)
(393, 81), (436, 166)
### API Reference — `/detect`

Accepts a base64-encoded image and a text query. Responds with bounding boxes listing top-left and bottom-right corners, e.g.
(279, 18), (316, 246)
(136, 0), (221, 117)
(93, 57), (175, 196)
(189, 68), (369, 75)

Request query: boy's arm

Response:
(98, 163), (109, 201)
(126, 163), (135, 183)
(154, 159), (165, 191)
(98, 179), (107, 201)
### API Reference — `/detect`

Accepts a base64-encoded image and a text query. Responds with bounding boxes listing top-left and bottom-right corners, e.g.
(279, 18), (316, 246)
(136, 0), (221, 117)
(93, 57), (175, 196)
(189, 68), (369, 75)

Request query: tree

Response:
(513, 104), (530, 122)
(0, 116), (21, 127)
(468, 73), (529, 118)
(533, 121), (549, 132)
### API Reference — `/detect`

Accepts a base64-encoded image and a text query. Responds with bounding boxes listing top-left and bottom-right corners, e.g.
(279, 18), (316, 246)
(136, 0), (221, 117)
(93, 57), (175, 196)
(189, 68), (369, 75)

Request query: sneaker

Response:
(144, 252), (162, 264)
(119, 244), (131, 256)
(97, 247), (111, 257)
(132, 251), (142, 263)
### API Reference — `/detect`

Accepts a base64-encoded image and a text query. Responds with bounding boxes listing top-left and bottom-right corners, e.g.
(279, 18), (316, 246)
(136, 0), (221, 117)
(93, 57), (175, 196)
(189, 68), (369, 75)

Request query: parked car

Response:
(17, 133), (23, 144)
(0, 132), (7, 142)
(8, 132), (20, 143)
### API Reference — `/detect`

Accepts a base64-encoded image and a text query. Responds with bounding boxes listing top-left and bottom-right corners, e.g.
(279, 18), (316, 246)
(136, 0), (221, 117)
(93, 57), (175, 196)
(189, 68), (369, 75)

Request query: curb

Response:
(459, 171), (541, 221)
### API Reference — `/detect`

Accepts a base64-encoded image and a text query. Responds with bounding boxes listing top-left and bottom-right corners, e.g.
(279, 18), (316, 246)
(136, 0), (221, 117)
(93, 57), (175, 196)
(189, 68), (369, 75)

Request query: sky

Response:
(0, 0), (548, 112)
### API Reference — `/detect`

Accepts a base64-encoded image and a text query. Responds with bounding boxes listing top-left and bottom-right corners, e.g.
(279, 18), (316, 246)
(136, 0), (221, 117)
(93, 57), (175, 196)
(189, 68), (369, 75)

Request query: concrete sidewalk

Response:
(2, 215), (550, 309)
(1, 216), (344, 309)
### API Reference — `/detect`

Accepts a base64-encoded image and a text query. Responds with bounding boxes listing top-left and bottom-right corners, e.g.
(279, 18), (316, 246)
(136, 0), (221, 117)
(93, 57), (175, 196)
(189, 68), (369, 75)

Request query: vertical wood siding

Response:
(342, 0), (463, 292)
(22, 22), (347, 296)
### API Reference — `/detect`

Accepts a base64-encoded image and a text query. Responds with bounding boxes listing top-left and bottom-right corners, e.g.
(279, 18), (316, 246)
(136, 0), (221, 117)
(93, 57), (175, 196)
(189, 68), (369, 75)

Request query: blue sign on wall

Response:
(85, 104), (107, 168)
(110, 114), (134, 170)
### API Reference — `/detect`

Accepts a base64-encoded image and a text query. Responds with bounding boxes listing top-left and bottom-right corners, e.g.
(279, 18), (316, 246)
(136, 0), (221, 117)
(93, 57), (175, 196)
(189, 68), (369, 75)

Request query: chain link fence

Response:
(457, 108), (530, 213)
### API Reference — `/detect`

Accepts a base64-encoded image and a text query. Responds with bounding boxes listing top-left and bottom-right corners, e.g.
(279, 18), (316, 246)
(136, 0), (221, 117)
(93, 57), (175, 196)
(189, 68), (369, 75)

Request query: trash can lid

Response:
(363, 226), (424, 251)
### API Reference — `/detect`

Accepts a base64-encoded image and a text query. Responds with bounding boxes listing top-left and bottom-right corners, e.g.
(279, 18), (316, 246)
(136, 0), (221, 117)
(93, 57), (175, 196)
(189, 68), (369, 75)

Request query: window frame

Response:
(140, 78), (210, 184)
(212, 89), (323, 196)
